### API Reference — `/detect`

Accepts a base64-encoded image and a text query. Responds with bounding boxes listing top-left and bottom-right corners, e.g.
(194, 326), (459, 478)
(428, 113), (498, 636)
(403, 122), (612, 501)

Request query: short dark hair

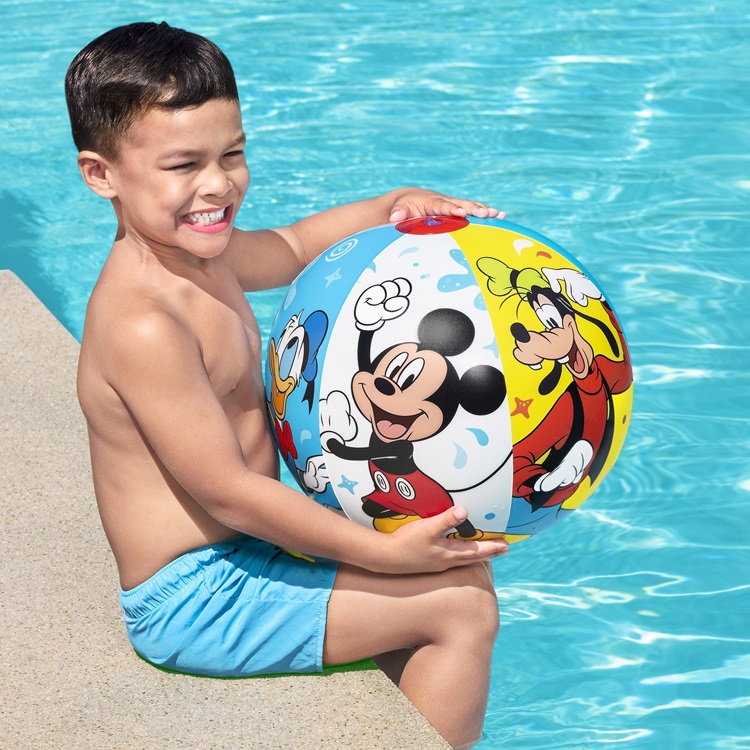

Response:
(65, 22), (239, 158)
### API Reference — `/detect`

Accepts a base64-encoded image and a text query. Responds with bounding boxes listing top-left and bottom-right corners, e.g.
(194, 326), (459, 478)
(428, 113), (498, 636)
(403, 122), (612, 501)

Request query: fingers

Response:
(388, 190), (504, 223)
(437, 200), (501, 219)
(449, 533), (509, 561)
(441, 503), (469, 531)
(436, 538), (509, 570)
(384, 505), (509, 574)
(433, 505), (510, 560)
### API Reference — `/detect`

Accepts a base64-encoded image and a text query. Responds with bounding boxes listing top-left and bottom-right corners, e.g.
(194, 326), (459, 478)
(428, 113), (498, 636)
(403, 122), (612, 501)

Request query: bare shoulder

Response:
(78, 268), (202, 417)
(83, 274), (195, 367)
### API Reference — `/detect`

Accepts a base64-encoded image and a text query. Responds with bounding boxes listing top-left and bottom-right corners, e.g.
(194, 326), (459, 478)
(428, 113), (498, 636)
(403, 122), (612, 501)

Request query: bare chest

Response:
(192, 288), (264, 406)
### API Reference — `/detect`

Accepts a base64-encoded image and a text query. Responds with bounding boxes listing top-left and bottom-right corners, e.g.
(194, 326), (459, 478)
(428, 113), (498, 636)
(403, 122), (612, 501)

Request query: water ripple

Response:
(4, 1), (750, 748)
(641, 654), (750, 685)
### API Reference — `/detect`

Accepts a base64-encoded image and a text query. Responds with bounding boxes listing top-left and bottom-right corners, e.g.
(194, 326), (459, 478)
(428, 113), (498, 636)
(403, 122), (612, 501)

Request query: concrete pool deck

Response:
(0, 271), (450, 749)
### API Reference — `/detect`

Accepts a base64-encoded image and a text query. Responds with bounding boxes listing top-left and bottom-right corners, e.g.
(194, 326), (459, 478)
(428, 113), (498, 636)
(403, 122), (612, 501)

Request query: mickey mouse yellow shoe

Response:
(373, 514), (420, 534)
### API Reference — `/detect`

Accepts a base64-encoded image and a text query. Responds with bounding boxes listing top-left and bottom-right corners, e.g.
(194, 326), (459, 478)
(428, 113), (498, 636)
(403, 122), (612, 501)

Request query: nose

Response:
(201, 163), (233, 198)
(510, 322), (531, 343)
(374, 377), (396, 396)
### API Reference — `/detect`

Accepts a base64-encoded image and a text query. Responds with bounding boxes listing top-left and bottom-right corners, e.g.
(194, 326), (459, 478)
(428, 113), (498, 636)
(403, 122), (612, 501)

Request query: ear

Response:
(459, 365), (506, 415)
(418, 309), (475, 357)
(77, 150), (117, 199)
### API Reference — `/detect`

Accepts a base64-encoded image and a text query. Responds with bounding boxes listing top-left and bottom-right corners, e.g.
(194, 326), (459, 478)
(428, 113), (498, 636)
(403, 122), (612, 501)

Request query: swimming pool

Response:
(3, 1), (749, 747)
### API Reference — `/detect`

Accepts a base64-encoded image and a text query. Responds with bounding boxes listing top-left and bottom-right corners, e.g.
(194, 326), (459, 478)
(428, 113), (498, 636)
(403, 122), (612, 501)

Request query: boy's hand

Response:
(377, 505), (509, 574)
(388, 188), (505, 224)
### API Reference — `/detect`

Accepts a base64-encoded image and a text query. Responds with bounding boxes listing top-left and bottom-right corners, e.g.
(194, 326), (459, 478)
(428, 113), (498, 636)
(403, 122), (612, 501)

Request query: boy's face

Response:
(105, 98), (250, 261)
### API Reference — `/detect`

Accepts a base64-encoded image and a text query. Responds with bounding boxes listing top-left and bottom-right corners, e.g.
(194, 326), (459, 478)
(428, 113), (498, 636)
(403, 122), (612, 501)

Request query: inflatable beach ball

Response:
(265, 216), (633, 543)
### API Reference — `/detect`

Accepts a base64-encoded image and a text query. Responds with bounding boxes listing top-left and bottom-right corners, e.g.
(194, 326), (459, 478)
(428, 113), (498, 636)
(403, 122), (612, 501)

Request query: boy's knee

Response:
(438, 564), (499, 640)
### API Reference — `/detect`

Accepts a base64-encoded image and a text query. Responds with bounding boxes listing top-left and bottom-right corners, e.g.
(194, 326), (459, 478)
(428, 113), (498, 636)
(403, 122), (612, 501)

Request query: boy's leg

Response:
(323, 562), (499, 749)
(371, 648), (412, 685)
(371, 562), (494, 685)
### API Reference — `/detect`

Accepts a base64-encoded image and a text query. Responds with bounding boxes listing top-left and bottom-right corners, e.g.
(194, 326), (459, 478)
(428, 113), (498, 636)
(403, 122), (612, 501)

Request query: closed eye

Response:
(167, 162), (196, 171)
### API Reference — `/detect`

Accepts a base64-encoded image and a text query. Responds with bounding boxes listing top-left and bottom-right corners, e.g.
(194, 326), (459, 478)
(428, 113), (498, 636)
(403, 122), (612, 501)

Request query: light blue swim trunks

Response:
(119, 535), (338, 677)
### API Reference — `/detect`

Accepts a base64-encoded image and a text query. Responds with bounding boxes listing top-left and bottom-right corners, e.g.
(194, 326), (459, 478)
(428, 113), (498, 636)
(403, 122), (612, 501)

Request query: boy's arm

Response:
(231, 187), (503, 292)
(106, 308), (507, 574)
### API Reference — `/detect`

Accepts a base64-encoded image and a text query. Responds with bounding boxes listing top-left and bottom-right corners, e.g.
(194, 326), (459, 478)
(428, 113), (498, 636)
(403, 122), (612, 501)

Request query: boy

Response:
(66, 22), (508, 749)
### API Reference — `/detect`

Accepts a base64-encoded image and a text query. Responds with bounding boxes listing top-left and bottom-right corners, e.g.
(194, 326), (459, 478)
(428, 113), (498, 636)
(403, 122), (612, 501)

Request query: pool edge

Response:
(0, 270), (450, 750)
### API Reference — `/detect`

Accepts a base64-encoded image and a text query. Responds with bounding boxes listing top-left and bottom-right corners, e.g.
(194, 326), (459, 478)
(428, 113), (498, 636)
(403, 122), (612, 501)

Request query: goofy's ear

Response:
(77, 151), (117, 199)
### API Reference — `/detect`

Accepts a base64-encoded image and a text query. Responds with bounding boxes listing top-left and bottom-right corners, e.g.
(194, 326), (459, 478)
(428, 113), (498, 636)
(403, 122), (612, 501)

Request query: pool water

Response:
(3, 1), (749, 748)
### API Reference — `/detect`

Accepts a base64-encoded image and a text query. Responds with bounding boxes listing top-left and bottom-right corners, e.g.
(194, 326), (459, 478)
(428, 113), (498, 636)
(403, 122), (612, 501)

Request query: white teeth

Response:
(557, 356), (570, 364)
(185, 207), (225, 225)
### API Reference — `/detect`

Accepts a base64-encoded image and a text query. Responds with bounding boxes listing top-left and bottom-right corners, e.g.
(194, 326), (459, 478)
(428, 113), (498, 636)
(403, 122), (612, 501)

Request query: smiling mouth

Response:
(371, 403), (419, 440)
(567, 342), (588, 377)
(184, 205), (229, 225)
